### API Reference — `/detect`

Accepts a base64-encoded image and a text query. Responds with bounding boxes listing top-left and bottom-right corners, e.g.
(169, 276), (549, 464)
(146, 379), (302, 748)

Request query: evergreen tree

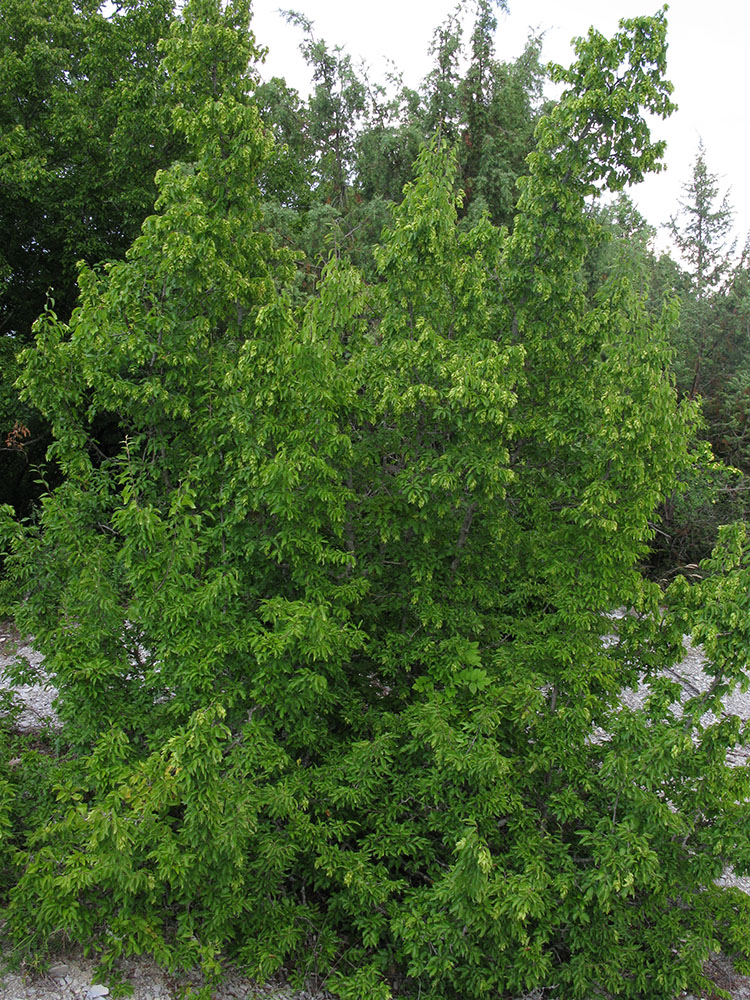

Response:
(422, 5), (464, 143)
(282, 9), (366, 213)
(714, 249), (750, 468)
(649, 146), (750, 571)
(669, 141), (735, 303)
(667, 143), (737, 407)
(257, 1), (543, 293)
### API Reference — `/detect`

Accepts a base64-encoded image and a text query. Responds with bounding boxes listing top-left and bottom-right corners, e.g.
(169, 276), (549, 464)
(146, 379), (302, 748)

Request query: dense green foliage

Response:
(0, 0), (186, 515)
(2, 0), (750, 570)
(2, 2), (750, 999)
(0, 0), (179, 339)
(0, 0), (548, 518)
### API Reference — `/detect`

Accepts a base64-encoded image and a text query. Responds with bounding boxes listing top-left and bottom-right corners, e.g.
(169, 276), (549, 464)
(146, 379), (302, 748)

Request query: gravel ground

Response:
(2, 619), (750, 1000)
(0, 948), (341, 1000)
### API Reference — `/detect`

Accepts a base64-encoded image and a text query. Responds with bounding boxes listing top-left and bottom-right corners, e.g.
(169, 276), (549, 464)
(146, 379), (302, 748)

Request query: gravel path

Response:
(2, 620), (750, 1000)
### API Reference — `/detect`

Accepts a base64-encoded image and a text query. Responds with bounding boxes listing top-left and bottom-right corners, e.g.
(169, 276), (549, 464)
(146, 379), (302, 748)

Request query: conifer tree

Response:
(669, 141), (735, 303)
(668, 142), (737, 402)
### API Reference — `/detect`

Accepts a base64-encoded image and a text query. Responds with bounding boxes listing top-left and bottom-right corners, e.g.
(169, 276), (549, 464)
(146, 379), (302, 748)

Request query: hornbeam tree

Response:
(1, 5), (750, 1000)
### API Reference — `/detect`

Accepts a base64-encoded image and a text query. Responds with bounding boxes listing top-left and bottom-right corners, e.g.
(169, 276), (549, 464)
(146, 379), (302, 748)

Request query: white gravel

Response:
(0, 949), (338, 1000)
(0, 635), (57, 732)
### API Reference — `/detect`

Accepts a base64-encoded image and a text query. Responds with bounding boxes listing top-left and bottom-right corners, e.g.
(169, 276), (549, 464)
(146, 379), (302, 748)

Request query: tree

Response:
(354, 69), (426, 206)
(414, 0), (546, 228)
(282, 9), (366, 213)
(668, 143), (737, 401)
(669, 141), (734, 302)
(456, 0), (536, 225)
(256, 0), (543, 297)
(255, 74), (315, 210)
(259, 11), (388, 293)
(421, 4), (464, 142)
(714, 249), (750, 468)
(0, 0), (182, 341)
(2, 7), (750, 1000)
(650, 147), (750, 571)
(461, 30), (546, 227)
(0, 0), (182, 515)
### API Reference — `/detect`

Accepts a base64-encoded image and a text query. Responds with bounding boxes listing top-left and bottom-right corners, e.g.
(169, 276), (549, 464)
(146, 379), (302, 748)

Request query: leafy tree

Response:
(2, 7), (750, 1000)
(255, 74), (315, 210)
(0, 0), (181, 515)
(0, 0), (182, 340)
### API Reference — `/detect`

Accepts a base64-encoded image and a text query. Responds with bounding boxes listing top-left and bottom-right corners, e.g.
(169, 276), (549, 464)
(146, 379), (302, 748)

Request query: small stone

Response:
(86, 985), (110, 999)
(48, 963), (69, 978)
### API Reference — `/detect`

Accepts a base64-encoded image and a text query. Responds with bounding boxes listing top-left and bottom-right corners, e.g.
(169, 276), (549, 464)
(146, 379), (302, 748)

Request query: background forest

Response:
(2, 1), (750, 999)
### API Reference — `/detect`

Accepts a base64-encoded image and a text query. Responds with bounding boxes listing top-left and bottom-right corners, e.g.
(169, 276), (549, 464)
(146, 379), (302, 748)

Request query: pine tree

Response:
(669, 141), (734, 302)
(667, 142), (737, 406)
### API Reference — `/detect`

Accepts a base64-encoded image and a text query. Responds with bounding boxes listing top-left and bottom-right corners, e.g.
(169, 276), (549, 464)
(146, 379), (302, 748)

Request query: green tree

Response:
(0, 0), (181, 340)
(461, 30), (546, 227)
(0, 0), (181, 515)
(282, 9), (366, 213)
(714, 249), (750, 467)
(354, 69), (425, 206)
(649, 147), (750, 571)
(668, 142), (737, 400)
(2, 8), (750, 1000)
(456, 0), (544, 226)
(669, 141), (734, 302)
(412, 0), (546, 228)
(421, 5), (464, 142)
(257, 1), (543, 294)
(255, 74), (315, 210)
(260, 10), (390, 292)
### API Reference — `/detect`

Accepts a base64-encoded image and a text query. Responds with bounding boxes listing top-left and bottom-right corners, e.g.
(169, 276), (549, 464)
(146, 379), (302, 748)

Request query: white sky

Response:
(250, 0), (749, 260)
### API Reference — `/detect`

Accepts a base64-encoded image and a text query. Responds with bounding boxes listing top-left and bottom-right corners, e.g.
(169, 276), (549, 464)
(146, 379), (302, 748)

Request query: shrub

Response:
(1, 4), (749, 998)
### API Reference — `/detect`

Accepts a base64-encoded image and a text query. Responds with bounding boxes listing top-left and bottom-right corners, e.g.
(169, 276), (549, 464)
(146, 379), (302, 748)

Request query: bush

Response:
(2, 4), (750, 998)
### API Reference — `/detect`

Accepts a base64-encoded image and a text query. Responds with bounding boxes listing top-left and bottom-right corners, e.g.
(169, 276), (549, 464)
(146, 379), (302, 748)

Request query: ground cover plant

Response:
(1, 2), (750, 998)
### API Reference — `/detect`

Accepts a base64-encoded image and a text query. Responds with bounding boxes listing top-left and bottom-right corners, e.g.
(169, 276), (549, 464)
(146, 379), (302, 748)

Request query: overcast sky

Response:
(250, 0), (748, 260)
